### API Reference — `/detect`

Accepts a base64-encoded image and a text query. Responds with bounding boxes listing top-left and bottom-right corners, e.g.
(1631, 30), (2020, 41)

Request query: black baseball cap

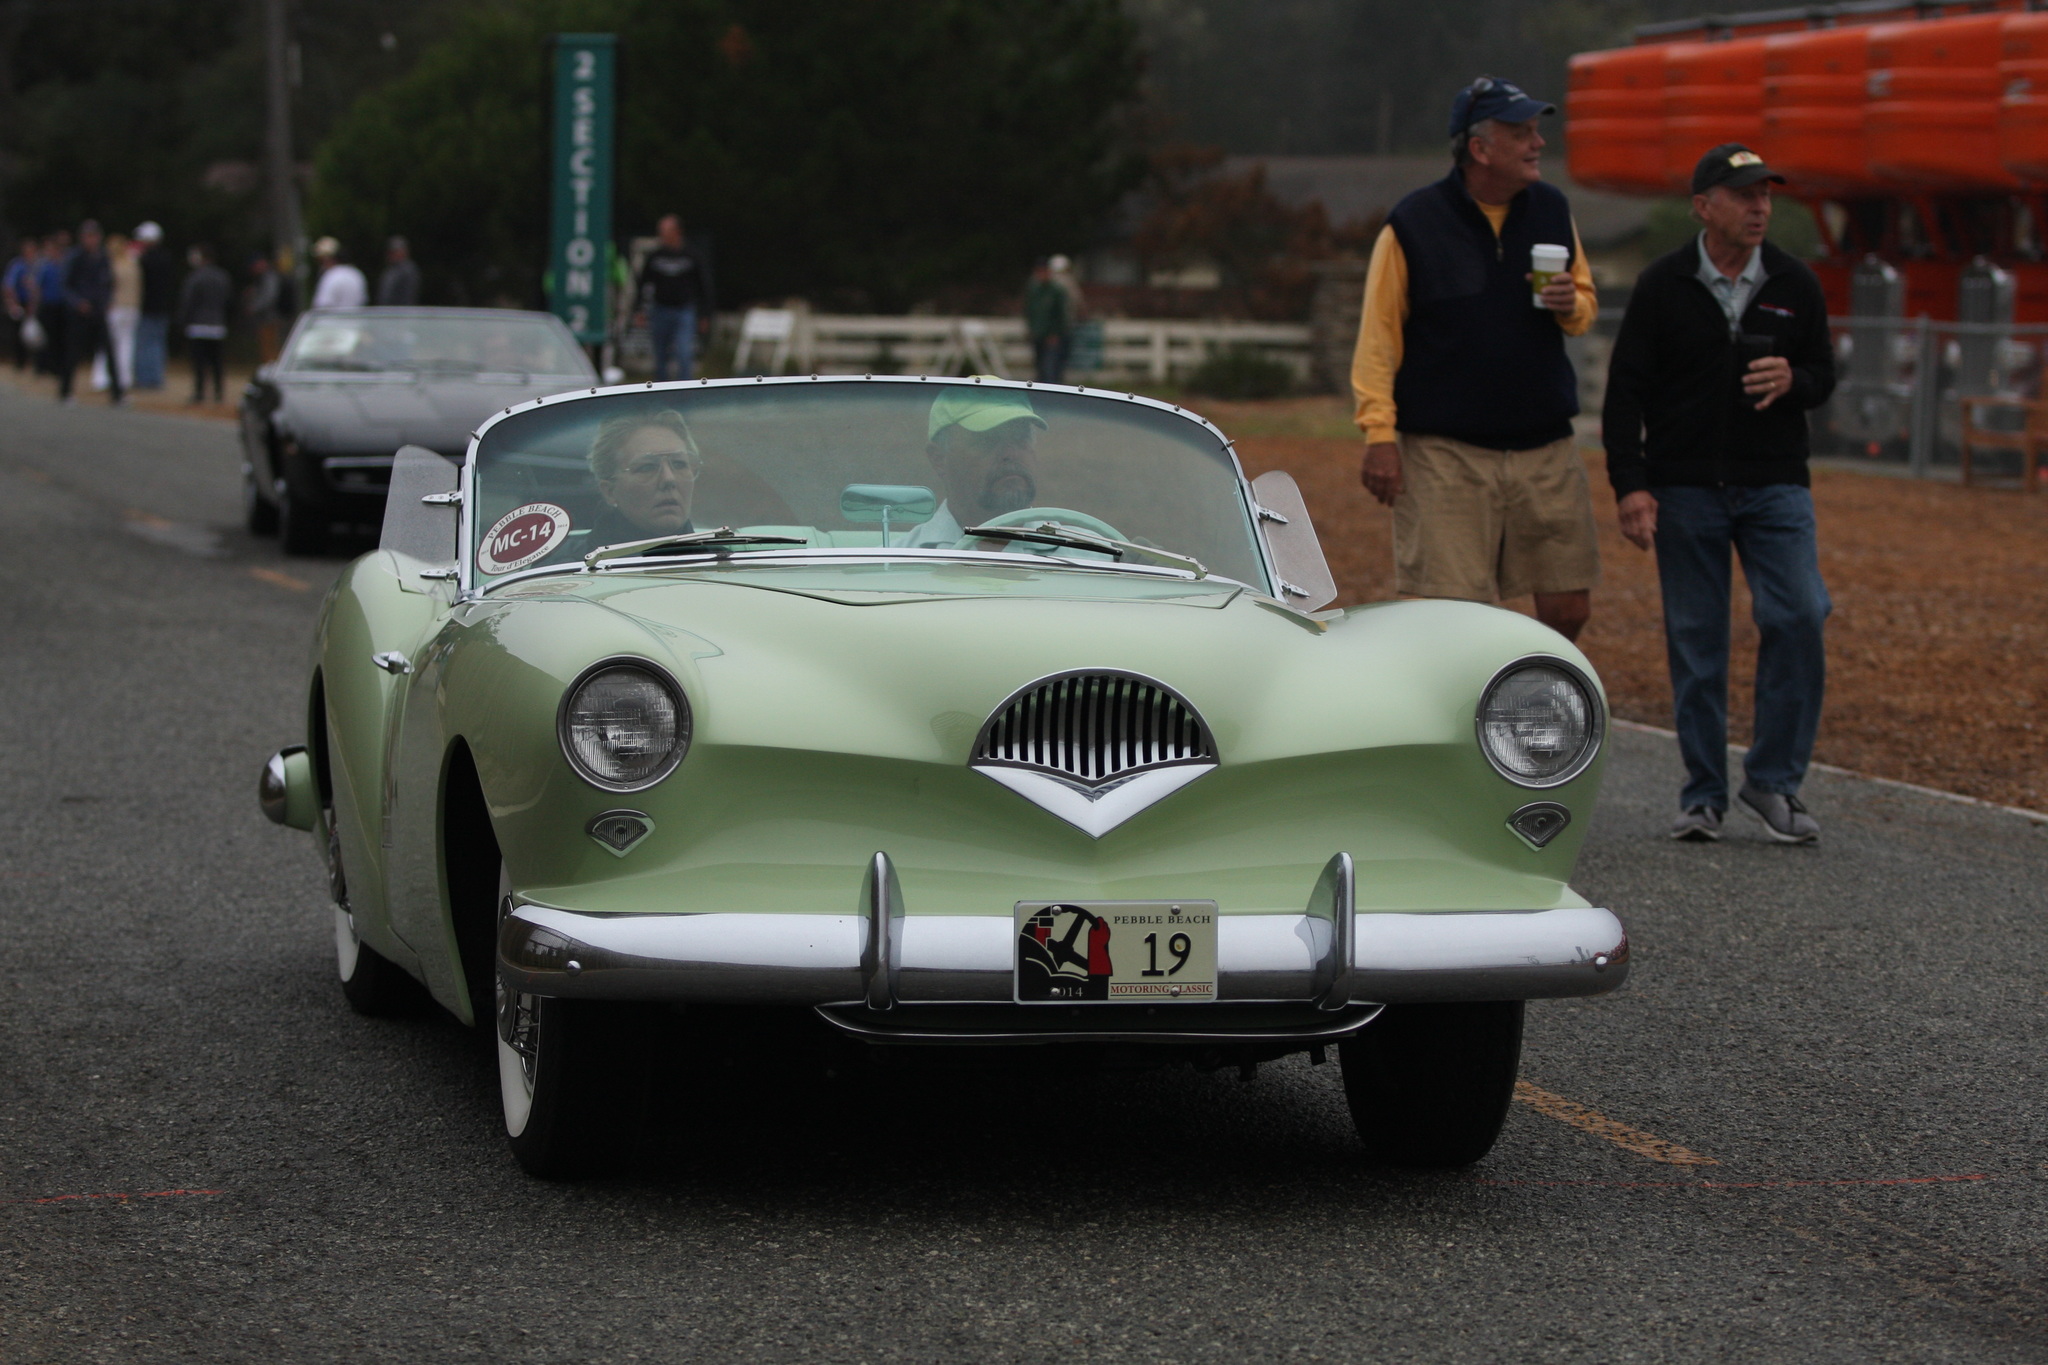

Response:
(1448, 76), (1555, 137)
(1692, 143), (1786, 195)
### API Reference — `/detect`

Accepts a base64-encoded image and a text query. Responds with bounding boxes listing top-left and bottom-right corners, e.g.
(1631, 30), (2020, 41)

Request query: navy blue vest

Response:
(1386, 172), (1580, 450)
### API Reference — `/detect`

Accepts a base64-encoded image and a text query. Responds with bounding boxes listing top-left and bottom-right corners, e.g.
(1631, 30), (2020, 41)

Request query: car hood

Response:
(274, 374), (592, 456)
(470, 560), (1492, 768)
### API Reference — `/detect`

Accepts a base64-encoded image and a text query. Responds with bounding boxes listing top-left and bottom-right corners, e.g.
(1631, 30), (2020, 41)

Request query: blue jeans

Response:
(1653, 484), (1830, 811)
(650, 304), (697, 382)
(133, 315), (168, 389)
(1033, 334), (1069, 384)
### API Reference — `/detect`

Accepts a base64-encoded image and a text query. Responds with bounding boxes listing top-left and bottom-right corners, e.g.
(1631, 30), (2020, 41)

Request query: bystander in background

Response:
(1025, 258), (1072, 383)
(134, 222), (174, 390)
(92, 231), (140, 393)
(1351, 76), (1600, 641)
(179, 243), (231, 405)
(247, 254), (292, 362)
(60, 220), (121, 406)
(1604, 144), (1836, 845)
(5, 239), (39, 370)
(377, 236), (420, 306)
(311, 237), (367, 309)
(35, 232), (70, 381)
(635, 215), (713, 382)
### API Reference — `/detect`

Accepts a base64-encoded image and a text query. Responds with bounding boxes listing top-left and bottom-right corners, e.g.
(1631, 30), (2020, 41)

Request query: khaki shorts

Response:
(1393, 433), (1601, 601)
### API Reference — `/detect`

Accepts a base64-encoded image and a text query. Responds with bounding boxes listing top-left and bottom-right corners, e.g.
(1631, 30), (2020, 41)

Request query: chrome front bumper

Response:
(498, 853), (1629, 1037)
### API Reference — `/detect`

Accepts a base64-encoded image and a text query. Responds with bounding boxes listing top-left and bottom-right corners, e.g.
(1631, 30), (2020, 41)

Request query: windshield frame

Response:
(455, 374), (1276, 599)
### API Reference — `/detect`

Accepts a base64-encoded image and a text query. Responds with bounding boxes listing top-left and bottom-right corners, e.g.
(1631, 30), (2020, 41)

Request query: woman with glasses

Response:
(588, 410), (700, 543)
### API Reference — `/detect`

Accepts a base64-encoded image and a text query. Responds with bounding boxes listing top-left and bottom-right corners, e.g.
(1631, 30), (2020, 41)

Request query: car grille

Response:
(973, 672), (1214, 789)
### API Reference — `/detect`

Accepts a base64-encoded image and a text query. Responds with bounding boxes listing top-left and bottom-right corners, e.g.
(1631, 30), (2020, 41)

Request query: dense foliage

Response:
(307, 0), (1144, 310)
(0, 0), (463, 262)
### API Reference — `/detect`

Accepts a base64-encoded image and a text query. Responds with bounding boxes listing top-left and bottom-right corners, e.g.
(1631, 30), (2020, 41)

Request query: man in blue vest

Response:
(1351, 77), (1600, 641)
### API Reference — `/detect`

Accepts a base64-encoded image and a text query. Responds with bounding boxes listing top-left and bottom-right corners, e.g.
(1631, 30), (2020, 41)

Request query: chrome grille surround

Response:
(972, 670), (1215, 791)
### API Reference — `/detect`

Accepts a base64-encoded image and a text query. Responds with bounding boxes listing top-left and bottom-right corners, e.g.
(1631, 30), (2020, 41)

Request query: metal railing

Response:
(1819, 316), (2048, 478)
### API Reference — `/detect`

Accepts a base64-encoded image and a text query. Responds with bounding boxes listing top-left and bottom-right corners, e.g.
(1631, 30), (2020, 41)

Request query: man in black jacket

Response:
(1604, 144), (1836, 845)
(635, 215), (713, 382)
(59, 220), (121, 405)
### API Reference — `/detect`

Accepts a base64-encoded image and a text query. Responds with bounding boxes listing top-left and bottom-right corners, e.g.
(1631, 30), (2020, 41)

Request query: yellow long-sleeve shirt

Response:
(1350, 202), (1597, 445)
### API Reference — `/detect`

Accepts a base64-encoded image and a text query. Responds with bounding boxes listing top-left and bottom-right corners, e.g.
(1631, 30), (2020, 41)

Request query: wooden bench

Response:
(1957, 395), (2044, 492)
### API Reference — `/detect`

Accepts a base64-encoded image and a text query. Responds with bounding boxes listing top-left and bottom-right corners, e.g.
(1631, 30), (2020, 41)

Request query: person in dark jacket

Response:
(34, 230), (70, 380)
(1024, 258), (1072, 382)
(59, 220), (121, 404)
(1603, 144), (1838, 845)
(376, 235), (420, 306)
(178, 243), (232, 404)
(1349, 77), (1602, 640)
(133, 222), (176, 389)
(634, 215), (713, 382)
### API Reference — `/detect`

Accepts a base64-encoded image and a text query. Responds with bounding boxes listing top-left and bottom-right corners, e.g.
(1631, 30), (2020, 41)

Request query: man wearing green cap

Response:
(902, 381), (1049, 547)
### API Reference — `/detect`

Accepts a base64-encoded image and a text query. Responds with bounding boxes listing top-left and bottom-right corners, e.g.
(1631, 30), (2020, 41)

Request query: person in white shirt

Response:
(310, 236), (368, 310)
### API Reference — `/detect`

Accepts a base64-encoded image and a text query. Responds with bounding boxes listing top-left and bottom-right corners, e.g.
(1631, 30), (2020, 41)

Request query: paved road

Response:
(2, 390), (2045, 1363)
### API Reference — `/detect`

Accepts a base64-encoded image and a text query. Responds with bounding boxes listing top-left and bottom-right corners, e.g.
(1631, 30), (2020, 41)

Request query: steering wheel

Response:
(954, 506), (1128, 552)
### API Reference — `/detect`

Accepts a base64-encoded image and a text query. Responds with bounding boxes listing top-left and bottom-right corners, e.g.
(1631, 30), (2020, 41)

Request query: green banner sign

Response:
(548, 33), (616, 344)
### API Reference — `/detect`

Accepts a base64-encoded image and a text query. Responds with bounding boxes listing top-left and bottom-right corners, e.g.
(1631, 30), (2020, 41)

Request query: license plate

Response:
(1014, 900), (1218, 1003)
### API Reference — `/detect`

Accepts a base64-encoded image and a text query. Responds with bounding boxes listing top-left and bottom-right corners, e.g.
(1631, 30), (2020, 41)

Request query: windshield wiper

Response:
(583, 527), (809, 569)
(960, 522), (1207, 578)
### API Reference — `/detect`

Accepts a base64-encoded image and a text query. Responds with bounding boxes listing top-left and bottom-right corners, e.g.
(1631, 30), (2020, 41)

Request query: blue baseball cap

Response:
(1448, 76), (1556, 137)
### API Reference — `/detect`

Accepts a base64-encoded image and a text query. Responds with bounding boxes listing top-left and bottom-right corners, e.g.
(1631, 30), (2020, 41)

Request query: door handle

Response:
(371, 651), (412, 675)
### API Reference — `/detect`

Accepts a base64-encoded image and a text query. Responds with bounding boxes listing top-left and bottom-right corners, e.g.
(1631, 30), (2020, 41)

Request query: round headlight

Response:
(1476, 658), (1602, 787)
(558, 660), (690, 791)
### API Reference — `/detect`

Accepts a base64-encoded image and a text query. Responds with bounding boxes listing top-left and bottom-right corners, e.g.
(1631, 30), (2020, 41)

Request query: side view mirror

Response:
(840, 484), (938, 542)
(601, 366), (626, 385)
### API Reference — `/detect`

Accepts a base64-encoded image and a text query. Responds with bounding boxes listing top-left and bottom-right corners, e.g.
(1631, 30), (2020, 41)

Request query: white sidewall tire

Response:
(498, 1028), (536, 1138)
(495, 860), (537, 1139)
(334, 905), (362, 982)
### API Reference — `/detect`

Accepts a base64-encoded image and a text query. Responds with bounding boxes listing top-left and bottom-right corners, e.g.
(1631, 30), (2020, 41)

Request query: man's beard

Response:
(976, 468), (1037, 516)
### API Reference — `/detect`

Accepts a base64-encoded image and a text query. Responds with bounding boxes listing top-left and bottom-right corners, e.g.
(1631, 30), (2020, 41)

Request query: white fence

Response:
(727, 310), (1314, 385)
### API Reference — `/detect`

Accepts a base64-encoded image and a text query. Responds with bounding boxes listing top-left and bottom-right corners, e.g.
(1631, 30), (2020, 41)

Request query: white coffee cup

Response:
(1530, 243), (1571, 307)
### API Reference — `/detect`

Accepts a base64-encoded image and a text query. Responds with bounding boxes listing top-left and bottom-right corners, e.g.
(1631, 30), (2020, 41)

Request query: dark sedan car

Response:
(240, 307), (598, 553)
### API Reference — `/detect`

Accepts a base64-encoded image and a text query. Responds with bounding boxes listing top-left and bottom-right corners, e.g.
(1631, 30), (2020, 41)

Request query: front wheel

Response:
(277, 486), (327, 555)
(242, 465), (279, 535)
(496, 864), (629, 1178)
(1339, 1001), (1524, 1167)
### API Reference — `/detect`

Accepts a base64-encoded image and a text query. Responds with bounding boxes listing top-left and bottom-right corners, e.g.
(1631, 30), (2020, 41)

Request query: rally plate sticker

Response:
(1014, 900), (1218, 1003)
(478, 502), (571, 574)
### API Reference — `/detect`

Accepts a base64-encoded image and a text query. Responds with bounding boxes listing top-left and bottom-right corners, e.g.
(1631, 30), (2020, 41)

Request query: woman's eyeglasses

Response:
(617, 452), (697, 479)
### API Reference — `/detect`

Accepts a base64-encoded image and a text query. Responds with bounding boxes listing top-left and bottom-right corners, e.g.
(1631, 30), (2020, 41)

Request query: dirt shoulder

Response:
(1197, 395), (2048, 814)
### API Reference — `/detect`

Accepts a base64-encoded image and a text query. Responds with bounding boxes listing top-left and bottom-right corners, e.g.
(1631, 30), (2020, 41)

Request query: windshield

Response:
(283, 313), (591, 376)
(466, 380), (1268, 589)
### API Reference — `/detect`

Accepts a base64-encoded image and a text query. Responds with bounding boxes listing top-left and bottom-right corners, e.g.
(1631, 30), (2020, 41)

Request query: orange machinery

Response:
(1661, 37), (1771, 194)
(1866, 14), (2016, 190)
(1569, 2), (2048, 322)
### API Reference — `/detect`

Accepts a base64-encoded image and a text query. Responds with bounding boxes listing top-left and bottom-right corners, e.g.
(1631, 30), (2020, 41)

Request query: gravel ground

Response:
(1201, 396), (2048, 814)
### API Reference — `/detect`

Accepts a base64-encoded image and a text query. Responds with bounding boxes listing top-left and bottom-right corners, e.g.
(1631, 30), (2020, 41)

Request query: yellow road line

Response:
(248, 566), (311, 592)
(1515, 1081), (1717, 1166)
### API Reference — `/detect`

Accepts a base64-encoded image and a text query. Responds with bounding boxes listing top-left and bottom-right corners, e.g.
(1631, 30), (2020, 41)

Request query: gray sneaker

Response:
(1669, 806), (1723, 841)
(1738, 785), (1819, 844)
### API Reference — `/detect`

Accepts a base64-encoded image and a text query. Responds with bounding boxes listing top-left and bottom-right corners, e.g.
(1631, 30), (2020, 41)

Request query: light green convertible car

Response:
(259, 376), (1626, 1177)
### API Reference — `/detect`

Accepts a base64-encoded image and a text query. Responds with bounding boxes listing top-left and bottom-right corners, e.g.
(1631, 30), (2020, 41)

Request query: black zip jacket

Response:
(1603, 238), (1835, 497)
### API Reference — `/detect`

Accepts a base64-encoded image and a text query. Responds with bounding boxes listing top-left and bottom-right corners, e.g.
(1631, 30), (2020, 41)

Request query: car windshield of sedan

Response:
(282, 314), (590, 377)
(467, 381), (1269, 589)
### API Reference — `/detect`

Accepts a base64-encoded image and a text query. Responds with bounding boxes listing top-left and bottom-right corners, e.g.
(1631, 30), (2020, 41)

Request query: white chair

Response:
(732, 308), (796, 375)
